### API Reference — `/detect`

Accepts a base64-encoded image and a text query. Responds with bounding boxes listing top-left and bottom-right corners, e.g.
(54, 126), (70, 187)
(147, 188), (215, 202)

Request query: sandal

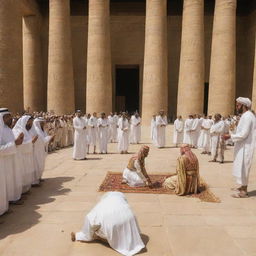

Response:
(231, 191), (249, 198)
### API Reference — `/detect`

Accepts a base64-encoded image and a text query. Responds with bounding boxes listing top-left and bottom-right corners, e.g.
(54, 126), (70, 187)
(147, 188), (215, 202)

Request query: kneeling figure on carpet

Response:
(163, 144), (200, 195)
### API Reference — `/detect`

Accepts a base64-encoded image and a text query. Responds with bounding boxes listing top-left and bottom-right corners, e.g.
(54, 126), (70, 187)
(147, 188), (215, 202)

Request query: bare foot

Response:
(71, 232), (76, 242)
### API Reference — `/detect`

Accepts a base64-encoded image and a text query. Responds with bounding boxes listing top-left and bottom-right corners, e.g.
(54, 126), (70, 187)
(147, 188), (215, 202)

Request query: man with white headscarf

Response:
(71, 192), (145, 256)
(155, 110), (167, 148)
(31, 117), (54, 185)
(73, 110), (87, 160)
(129, 112), (141, 144)
(13, 115), (38, 193)
(0, 108), (24, 203)
(223, 97), (256, 198)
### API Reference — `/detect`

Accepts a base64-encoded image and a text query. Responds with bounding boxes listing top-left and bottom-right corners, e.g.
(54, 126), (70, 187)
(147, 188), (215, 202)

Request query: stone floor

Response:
(0, 125), (256, 256)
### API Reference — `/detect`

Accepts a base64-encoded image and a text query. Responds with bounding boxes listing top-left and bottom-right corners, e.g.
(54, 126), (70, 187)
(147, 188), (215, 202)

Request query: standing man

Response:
(73, 110), (87, 160)
(108, 112), (118, 143)
(223, 97), (256, 198)
(183, 115), (193, 147)
(155, 110), (167, 148)
(129, 112), (141, 144)
(150, 115), (157, 144)
(97, 113), (109, 154)
(88, 112), (98, 154)
(117, 112), (129, 154)
(173, 116), (184, 147)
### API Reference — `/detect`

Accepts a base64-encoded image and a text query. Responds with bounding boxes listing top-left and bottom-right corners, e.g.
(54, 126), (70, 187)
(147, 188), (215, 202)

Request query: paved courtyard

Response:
(0, 125), (256, 256)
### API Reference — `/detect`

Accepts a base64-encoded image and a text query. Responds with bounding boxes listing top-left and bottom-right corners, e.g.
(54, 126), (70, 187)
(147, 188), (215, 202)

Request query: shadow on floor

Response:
(0, 176), (74, 240)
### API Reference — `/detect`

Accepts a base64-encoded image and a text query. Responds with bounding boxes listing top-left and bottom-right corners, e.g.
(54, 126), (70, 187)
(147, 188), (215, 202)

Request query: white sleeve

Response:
(0, 142), (16, 156)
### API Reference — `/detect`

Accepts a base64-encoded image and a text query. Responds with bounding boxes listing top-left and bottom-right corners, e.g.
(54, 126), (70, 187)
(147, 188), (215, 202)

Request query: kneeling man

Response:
(122, 145), (152, 187)
(163, 144), (200, 195)
(71, 192), (145, 256)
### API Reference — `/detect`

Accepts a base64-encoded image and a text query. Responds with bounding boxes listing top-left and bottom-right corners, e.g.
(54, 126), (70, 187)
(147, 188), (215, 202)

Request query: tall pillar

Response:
(208, 0), (236, 115)
(86, 0), (112, 114)
(0, 0), (23, 113)
(142, 0), (168, 124)
(177, 0), (204, 117)
(23, 15), (45, 112)
(47, 0), (75, 114)
(252, 36), (256, 111)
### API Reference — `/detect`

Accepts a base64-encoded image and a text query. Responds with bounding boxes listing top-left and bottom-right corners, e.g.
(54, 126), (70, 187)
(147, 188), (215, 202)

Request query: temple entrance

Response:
(115, 66), (140, 114)
(203, 82), (209, 115)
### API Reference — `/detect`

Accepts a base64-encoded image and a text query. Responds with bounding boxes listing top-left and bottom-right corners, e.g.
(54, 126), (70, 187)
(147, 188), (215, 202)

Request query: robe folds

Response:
(108, 115), (118, 142)
(231, 111), (256, 186)
(0, 158), (8, 215)
(88, 117), (98, 146)
(75, 192), (145, 256)
(183, 118), (193, 145)
(210, 120), (225, 159)
(150, 118), (157, 144)
(97, 118), (109, 153)
(129, 116), (141, 144)
(73, 117), (87, 160)
(173, 119), (184, 145)
(197, 119), (213, 152)
(117, 118), (129, 152)
(155, 115), (167, 148)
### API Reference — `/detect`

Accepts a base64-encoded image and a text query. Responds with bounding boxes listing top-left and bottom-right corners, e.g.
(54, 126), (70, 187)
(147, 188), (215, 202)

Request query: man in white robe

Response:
(190, 115), (202, 148)
(209, 114), (225, 163)
(117, 113), (129, 154)
(108, 112), (118, 143)
(71, 192), (145, 256)
(150, 115), (157, 144)
(88, 112), (98, 154)
(13, 115), (37, 193)
(32, 118), (53, 184)
(97, 113), (109, 154)
(173, 116), (184, 147)
(129, 113), (141, 144)
(183, 115), (193, 146)
(155, 110), (167, 148)
(73, 110), (87, 160)
(223, 97), (256, 198)
(0, 158), (8, 216)
(0, 108), (24, 203)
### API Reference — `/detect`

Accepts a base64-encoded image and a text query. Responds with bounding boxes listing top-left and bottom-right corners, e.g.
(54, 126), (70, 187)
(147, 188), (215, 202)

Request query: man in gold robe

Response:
(163, 144), (200, 195)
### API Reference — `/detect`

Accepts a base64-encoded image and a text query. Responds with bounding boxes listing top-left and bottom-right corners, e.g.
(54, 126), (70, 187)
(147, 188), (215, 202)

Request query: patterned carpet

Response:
(99, 172), (220, 203)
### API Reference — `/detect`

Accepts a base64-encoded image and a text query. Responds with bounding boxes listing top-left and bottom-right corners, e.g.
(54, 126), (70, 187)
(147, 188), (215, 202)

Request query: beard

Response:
(236, 105), (243, 115)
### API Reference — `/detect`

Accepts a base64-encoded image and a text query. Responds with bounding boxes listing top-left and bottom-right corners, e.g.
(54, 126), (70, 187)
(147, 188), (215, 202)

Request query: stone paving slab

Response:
(0, 125), (256, 256)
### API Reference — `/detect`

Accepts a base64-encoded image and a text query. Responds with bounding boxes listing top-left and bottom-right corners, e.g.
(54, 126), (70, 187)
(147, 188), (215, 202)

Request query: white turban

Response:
(236, 97), (252, 108)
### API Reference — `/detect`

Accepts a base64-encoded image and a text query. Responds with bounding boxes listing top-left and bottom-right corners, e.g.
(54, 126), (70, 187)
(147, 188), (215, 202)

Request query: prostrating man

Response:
(32, 117), (54, 184)
(117, 112), (129, 154)
(155, 110), (167, 148)
(210, 114), (225, 163)
(223, 97), (256, 198)
(183, 115), (193, 146)
(122, 145), (152, 187)
(71, 192), (145, 256)
(0, 108), (24, 203)
(130, 112), (141, 144)
(73, 110), (87, 160)
(88, 112), (98, 154)
(97, 113), (109, 154)
(13, 115), (37, 193)
(163, 144), (200, 195)
(173, 116), (184, 147)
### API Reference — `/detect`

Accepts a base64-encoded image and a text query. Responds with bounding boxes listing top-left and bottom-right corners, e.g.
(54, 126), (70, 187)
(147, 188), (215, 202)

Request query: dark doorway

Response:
(115, 66), (140, 114)
(203, 83), (209, 115)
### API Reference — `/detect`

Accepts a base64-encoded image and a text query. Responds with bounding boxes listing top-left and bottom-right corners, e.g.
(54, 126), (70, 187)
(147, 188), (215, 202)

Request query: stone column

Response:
(0, 0), (23, 113)
(47, 0), (75, 114)
(142, 0), (168, 124)
(252, 37), (256, 111)
(208, 0), (236, 115)
(177, 0), (204, 117)
(86, 0), (112, 114)
(23, 15), (45, 112)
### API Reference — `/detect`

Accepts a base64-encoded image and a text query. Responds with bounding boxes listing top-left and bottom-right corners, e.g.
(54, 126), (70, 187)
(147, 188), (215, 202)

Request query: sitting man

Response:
(71, 192), (145, 256)
(163, 144), (200, 195)
(122, 145), (152, 187)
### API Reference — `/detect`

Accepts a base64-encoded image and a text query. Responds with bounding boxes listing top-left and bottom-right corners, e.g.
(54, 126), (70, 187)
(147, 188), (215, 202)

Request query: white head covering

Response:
(0, 108), (10, 137)
(33, 117), (46, 138)
(12, 115), (33, 143)
(236, 97), (252, 108)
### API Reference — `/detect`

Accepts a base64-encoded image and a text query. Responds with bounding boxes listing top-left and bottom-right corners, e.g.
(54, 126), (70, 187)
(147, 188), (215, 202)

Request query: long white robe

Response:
(117, 118), (129, 152)
(0, 113), (22, 202)
(231, 111), (256, 186)
(75, 192), (145, 256)
(191, 118), (202, 147)
(88, 117), (98, 146)
(173, 119), (184, 145)
(210, 120), (225, 159)
(155, 115), (167, 148)
(0, 158), (8, 215)
(183, 118), (193, 145)
(73, 117), (87, 160)
(13, 116), (34, 193)
(32, 119), (52, 183)
(129, 116), (141, 144)
(150, 118), (157, 144)
(197, 119), (213, 152)
(108, 115), (118, 142)
(97, 118), (109, 153)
